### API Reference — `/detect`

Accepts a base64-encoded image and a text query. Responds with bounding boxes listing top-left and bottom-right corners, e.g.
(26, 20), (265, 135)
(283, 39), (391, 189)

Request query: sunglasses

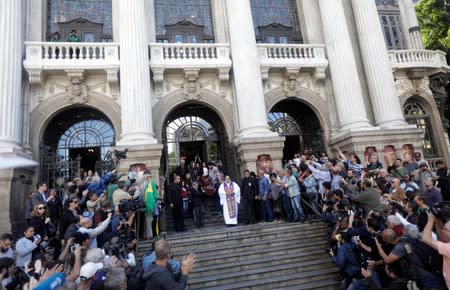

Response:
(38, 207), (46, 210)
(71, 200), (79, 204)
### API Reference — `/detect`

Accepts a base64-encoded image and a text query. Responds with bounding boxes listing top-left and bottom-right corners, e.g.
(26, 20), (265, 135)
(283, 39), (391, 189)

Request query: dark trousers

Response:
(261, 199), (273, 222)
(172, 205), (185, 232)
(241, 197), (256, 224)
(281, 194), (294, 222)
(193, 204), (205, 226)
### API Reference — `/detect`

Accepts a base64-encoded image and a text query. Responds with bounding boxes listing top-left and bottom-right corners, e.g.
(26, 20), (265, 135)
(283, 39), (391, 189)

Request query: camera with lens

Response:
(430, 202), (450, 224)
(119, 199), (146, 214)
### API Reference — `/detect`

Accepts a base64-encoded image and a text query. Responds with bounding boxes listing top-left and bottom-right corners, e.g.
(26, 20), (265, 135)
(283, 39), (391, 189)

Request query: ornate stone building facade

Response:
(0, 0), (448, 233)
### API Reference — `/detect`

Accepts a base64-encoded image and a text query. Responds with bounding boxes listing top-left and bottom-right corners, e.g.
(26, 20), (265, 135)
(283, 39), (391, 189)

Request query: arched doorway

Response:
(403, 98), (437, 157)
(268, 99), (324, 163)
(41, 107), (116, 187)
(162, 103), (233, 181)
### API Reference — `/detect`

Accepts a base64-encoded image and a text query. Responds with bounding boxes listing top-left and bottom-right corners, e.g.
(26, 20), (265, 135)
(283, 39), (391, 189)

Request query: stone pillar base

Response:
(0, 166), (34, 238)
(234, 136), (285, 174)
(115, 144), (163, 178)
(329, 127), (424, 167)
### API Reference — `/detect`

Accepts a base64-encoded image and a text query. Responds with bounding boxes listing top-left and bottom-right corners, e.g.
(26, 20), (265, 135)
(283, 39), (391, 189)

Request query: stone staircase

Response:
(137, 211), (341, 290)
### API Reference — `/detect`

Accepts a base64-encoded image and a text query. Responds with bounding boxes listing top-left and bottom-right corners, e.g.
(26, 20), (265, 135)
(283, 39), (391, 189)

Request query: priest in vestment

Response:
(218, 175), (241, 225)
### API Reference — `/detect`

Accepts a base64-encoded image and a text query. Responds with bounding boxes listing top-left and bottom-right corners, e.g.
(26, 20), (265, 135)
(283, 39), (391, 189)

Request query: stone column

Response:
(351, 0), (407, 128)
(297, 0), (324, 44)
(211, 0), (228, 43)
(112, 0), (120, 42)
(145, 0), (156, 43)
(117, 0), (157, 146)
(0, 1), (23, 153)
(398, 0), (423, 49)
(225, 0), (276, 138)
(318, 0), (371, 131)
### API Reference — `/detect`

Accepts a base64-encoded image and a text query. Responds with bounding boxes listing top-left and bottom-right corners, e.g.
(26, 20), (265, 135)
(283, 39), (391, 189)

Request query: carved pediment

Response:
(165, 20), (205, 30)
(58, 17), (103, 27)
(258, 22), (293, 32)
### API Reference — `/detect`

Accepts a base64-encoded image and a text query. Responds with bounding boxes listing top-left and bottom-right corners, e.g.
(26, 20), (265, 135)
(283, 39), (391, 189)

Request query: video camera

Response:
(118, 199), (146, 214)
(431, 202), (450, 224)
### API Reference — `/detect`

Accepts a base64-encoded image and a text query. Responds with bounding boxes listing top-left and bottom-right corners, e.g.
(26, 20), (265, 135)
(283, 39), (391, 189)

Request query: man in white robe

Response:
(218, 175), (241, 225)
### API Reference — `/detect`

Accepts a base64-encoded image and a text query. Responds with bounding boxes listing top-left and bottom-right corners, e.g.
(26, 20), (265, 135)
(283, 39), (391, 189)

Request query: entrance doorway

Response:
(69, 147), (101, 173)
(41, 107), (115, 187)
(162, 103), (234, 181)
(179, 141), (206, 163)
(268, 100), (324, 164)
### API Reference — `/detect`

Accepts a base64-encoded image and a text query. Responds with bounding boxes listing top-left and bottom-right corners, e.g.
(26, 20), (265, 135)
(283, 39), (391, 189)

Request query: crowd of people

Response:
(301, 149), (450, 290)
(1, 147), (450, 289)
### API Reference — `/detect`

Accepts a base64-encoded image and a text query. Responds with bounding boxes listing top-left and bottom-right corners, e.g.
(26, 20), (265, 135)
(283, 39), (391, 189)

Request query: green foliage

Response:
(415, 0), (450, 55)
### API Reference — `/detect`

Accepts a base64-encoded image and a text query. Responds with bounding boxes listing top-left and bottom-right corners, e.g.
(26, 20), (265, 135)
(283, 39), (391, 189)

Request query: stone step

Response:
(190, 249), (327, 278)
(188, 240), (329, 268)
(139, 220), (326, 248)
(138, 229), (327, 259)
(188, 265), (338, 290)
(137, 219), (339, 289)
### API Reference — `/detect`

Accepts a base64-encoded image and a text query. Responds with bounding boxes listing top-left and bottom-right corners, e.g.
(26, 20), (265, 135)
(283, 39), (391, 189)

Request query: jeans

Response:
(281, 194), (294, 221)
(261, 199), (273, 222)
(291, 195), (305, 221)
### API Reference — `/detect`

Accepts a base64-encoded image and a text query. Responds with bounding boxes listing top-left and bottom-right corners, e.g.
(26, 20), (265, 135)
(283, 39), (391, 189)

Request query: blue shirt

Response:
(258, 177), (269, 198)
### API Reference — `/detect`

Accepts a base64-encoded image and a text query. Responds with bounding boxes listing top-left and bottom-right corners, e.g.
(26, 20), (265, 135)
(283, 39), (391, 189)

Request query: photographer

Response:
(142, 239), (196, 290)
(423, 212), (450, 289)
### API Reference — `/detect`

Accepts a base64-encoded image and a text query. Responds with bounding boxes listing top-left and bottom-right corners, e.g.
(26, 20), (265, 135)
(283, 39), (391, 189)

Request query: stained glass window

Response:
(154, 0), (213, 36)
(47, 0), (112, 37)
(250, 0), (302, 43)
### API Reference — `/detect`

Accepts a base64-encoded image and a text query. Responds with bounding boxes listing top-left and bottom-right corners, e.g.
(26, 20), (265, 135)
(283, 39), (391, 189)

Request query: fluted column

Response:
(398, 0), (423, 49)
(112, 0), (120, 42)
(298, 0), (324, 44)
(225, 0), (276, 138)
(318, 0), (371, 131)
(117, 0), (157, 145)
(0, 1), (23, 152)
(351, 0), (407, 128)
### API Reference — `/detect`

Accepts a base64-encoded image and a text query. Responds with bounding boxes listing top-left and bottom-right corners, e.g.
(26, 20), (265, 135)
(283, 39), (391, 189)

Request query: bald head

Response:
(155, 239), (171, 260)
(382, 228), (398, 244)
(80, 217), (92, 228)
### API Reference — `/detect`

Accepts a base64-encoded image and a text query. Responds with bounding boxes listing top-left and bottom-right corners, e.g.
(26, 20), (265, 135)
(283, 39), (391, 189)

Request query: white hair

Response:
(386, 215), (402, 226)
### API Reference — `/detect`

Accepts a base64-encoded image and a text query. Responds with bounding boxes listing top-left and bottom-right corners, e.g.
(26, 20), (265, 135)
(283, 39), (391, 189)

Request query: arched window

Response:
(58, 119), (115, 161)
(404, 99), (437, 157)
(268, 112), (301, 136)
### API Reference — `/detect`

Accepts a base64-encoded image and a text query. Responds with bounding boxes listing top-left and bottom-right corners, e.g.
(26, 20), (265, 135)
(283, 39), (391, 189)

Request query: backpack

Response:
(398, 239), (443, 288)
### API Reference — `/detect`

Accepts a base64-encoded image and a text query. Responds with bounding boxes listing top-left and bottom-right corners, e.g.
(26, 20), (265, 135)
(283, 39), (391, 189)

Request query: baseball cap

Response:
(79, 262), (103, 280)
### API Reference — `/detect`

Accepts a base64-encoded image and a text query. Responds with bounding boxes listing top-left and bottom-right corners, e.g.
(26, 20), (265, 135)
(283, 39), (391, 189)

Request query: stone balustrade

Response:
(149, 43), (232, 84)
(23, 42), (120, 101)
(24, 42), (119, 69)
(388, 49), (448, 70)
(23, 42), (120, 70)
(150, 43), (232, 68)
(257, 44), (328, 80)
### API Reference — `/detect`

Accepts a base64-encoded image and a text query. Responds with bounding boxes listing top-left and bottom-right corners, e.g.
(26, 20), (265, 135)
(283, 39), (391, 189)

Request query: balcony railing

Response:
(258, 44), (328, 65)
(257, 44), (328, 80)
(388, 49), (448, 70)
(23, 42), (120, 70)
(149, 43), (232, 69)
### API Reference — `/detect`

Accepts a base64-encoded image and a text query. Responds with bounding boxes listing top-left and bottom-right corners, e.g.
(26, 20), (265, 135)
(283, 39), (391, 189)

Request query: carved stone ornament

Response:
(66, 76), (89, 104)
(183, 80), (201, 100)
(283, 69), (300, 97)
